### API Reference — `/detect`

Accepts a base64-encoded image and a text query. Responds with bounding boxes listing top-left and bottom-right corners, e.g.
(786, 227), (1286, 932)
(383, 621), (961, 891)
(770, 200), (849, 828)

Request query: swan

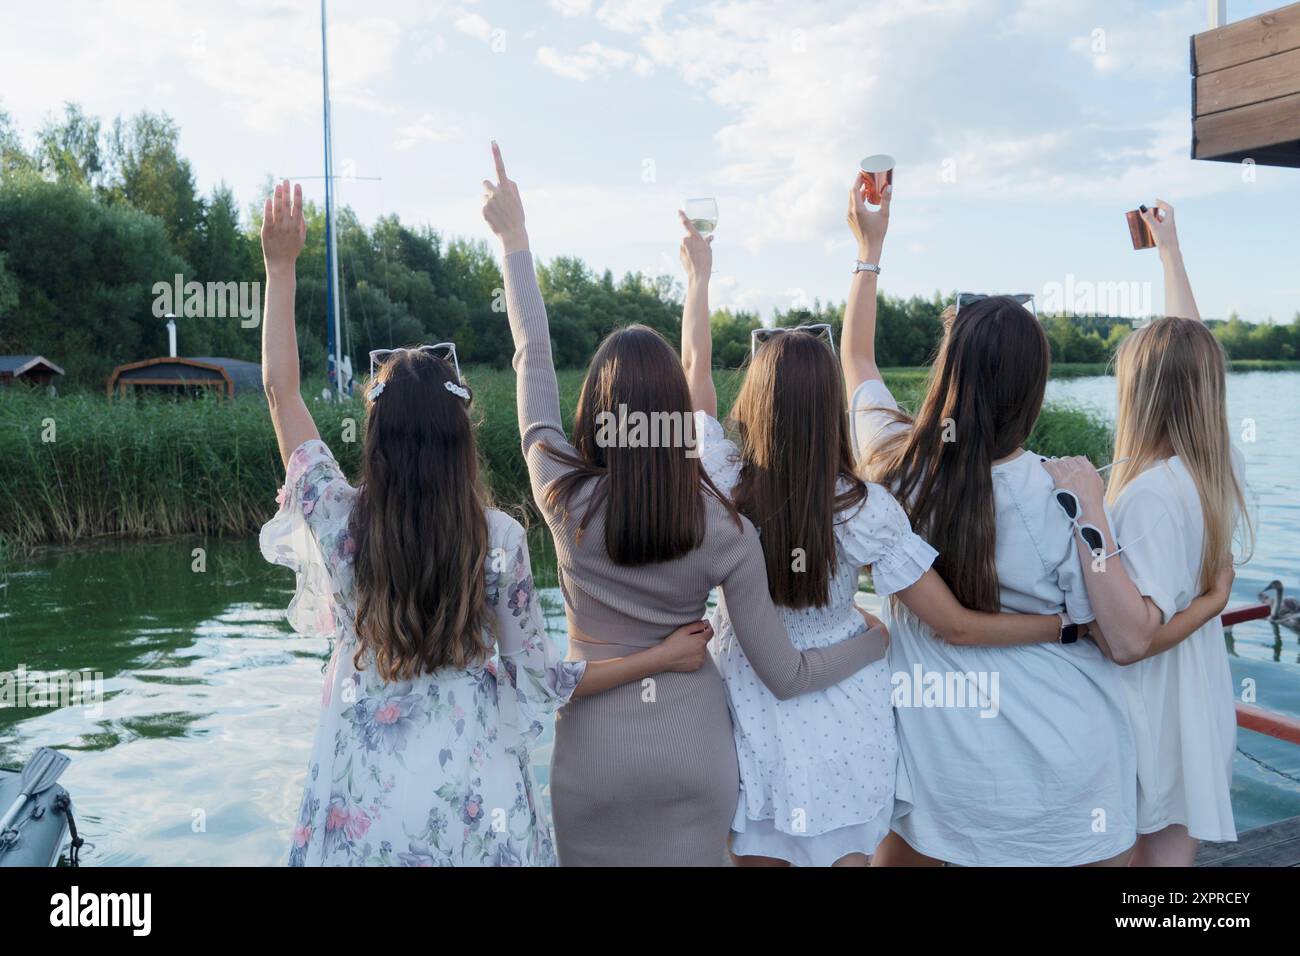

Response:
(1258, 580), (1300, 630)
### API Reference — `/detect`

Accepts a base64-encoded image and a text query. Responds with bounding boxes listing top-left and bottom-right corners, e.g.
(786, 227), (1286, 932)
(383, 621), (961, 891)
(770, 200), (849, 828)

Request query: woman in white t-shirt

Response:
(1043, 202), (1250, 867)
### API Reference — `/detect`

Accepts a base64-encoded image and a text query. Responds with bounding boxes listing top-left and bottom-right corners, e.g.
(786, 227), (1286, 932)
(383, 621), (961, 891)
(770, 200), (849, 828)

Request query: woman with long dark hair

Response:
(258, 180), (713, 867)
(481, 144), (889, 866)
(678, 213), (1072, 868)
(843, 177), (1224, 866)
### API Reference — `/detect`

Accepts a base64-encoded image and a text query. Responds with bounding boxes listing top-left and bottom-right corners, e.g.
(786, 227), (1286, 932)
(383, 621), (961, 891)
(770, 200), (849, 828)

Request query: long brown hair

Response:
(544, 324), (737, 565)
(730, 332), (866, 608)
(350, 350), (491, 680)
(863, 296), (1050, 612)
(1108, 317), (1253, 590)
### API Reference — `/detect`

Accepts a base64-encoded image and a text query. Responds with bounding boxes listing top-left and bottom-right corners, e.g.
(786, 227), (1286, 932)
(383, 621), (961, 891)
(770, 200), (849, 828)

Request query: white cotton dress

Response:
(1110, 455), (1240, 843)
(850, 380), (1137, 866)
(694, 411), (938, 866)
(260, 439), (586, 867)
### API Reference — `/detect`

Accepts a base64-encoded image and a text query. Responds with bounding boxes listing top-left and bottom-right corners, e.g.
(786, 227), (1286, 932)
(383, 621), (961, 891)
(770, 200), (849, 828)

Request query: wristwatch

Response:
(1058, 612), (1080, 645)
(853, 260), (881, 275)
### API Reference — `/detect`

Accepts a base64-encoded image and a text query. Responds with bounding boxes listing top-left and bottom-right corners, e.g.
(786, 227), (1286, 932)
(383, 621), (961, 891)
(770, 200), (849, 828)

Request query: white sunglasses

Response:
(750, 323), (836, 358)
(368, 343), (461, 381)
(955, 292), (1037, 319)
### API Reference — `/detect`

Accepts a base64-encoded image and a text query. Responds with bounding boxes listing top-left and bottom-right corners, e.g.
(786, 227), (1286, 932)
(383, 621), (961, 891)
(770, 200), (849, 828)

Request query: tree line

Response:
(1, 104), (1296, 387)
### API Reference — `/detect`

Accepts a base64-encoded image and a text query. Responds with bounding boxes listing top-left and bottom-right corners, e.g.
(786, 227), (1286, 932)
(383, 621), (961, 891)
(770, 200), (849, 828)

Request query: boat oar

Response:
(0, 748), (70, 832)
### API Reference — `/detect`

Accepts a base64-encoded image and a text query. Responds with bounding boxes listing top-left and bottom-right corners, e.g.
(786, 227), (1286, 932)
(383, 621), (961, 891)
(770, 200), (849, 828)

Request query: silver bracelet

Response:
(853, 260), (881, 275)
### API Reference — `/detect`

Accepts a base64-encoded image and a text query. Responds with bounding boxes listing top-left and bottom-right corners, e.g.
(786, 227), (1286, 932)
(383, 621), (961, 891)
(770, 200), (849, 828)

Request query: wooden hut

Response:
(0, 355), (65, 388)
(105, 357), (262, 399)
(1192, 2), (1300, 166)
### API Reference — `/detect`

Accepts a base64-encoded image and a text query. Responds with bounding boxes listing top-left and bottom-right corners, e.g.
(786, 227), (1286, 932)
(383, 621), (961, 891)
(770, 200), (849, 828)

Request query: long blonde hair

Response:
(1107, 317), (1253, 590)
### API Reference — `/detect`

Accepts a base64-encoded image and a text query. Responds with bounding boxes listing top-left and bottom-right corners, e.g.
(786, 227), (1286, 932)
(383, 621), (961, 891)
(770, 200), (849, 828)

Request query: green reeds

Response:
(0, 366), (1113, 551)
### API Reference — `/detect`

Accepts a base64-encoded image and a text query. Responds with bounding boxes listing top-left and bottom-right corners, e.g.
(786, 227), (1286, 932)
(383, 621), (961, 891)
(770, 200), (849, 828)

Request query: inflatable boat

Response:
(0, 753), (80, 867)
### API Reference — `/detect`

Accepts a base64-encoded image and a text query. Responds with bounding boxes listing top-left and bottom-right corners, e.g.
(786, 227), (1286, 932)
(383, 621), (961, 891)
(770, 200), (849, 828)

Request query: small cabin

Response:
(106, 356), (263, 399)
(0, 355), (65, 388)
(1192, 2), (1300, 166)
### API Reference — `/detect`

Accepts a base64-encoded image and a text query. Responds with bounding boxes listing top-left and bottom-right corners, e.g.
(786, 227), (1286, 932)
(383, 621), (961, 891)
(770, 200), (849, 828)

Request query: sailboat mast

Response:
(320, 0), (345, 399)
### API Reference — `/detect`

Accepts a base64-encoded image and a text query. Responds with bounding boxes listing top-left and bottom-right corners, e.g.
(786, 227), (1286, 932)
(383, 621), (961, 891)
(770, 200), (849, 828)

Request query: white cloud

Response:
(596, 0), (672, 33)
(614, 0), (1226, 249)
(454, 11), (493, 43)
(548, 0), (594, 16)
(536, 42), (653, 81)
(393, 113), (462, 150)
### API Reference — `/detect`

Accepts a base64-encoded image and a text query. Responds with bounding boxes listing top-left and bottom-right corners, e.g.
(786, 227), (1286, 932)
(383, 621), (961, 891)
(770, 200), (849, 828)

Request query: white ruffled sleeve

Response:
(488, 516), (587, 746)
(692, 409), (742, 496)
(259, 439), (357, 639)
(842, 482), (938, 596)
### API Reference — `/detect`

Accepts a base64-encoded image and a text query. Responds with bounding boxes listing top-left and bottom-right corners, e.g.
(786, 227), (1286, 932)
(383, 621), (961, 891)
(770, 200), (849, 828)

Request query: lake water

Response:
(1, 371), (1297, 866)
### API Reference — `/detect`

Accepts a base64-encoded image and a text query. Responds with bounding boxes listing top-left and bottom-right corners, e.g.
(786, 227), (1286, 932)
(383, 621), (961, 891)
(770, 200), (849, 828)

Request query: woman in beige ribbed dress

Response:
(480, 143), (889, 866)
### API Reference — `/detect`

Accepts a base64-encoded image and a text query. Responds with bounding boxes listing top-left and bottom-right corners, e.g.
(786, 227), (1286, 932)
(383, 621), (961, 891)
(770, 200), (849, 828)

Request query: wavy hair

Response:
(349, 350), (491, 680)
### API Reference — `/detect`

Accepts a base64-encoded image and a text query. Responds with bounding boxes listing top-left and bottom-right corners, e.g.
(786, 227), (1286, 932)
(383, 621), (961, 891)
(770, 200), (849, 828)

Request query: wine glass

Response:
(684, 198), (719, 237)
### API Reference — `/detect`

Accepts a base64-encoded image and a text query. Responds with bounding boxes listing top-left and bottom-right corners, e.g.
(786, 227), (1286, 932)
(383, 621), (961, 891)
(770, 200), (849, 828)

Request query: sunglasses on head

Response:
(750, 323), (836, 359)
(368, 343), (461, 381)
(954, 292), (1037, 319)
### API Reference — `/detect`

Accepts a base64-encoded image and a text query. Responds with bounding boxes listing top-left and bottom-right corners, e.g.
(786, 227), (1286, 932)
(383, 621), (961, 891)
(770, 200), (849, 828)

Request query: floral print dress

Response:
(260, 439), (586, 867)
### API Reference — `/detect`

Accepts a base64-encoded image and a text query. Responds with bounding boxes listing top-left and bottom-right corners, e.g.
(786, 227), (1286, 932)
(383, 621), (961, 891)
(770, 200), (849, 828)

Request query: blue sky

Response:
(1, 0), (1296, 323)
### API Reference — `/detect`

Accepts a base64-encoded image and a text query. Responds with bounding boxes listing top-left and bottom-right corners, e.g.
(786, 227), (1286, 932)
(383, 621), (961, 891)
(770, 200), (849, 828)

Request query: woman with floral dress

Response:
(256, 180), (713, 867)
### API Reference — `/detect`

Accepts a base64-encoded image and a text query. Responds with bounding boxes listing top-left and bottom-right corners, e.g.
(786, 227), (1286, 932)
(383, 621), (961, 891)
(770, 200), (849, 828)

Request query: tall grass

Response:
(0, 365), (1113, 550)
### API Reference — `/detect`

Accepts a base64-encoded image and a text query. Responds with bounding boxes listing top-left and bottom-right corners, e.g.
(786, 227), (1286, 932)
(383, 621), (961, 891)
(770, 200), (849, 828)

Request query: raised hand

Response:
(261, 180), (306, 270)
(481, 141), (529, 254)
(677, 210), (713, 280)
(1139, 200), (1179, 252)
(847, 171), (890, 263)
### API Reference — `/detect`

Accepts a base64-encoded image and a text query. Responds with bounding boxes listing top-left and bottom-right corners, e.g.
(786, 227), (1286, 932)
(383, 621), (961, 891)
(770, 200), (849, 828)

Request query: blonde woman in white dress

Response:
(1044, 202), (1249, 867)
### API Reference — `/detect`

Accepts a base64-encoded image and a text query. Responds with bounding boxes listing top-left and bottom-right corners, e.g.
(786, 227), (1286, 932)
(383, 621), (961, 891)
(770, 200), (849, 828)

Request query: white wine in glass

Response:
(685, 198), (719, 236)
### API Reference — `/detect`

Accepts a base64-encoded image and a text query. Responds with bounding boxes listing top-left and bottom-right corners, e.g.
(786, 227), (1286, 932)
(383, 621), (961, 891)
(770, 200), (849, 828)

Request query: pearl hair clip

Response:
(367, 381), (386, 401)
(444, 381), (470, 401)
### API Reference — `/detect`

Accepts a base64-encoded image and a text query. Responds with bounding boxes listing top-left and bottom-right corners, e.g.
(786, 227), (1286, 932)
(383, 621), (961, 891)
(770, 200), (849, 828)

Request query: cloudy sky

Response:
(1, 0), (1296, 323)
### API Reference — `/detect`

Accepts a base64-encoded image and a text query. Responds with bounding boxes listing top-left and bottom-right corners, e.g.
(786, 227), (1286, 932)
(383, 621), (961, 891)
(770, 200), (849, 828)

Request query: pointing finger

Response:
(492, 140), (508, 184)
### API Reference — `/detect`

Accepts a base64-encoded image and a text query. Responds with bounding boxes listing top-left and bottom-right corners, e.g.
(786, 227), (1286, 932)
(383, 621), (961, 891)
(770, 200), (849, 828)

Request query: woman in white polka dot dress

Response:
(677, 212), (1069, 866)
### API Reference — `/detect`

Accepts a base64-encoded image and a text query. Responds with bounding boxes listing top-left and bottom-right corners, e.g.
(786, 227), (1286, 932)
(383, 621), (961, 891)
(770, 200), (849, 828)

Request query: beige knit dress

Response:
(504, 250), (887, 866)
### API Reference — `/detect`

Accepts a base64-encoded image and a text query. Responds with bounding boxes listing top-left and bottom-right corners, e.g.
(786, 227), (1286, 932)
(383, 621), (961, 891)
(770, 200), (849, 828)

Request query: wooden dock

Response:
(1197, 815), (1300, 866)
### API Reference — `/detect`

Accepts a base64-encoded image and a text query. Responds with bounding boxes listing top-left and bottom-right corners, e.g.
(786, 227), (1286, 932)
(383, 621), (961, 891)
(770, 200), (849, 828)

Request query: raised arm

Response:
(678, 210), (716, 416)
(841, 173), (891, 398)
(481, 142), (575, 491)
(721, 533), (888, 701)
(261, 179), (318, 468)
(1141, 200), (1200, 322)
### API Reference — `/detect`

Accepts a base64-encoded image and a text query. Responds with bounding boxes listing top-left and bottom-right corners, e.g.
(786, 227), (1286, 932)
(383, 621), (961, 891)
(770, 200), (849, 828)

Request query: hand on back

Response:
(261, 179), (306, 270)
(657, 620), (714, 673)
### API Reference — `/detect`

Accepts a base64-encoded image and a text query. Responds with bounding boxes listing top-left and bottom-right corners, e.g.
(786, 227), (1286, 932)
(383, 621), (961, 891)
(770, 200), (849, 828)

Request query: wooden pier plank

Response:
(1196, 814), (1300, 866)
(1192, 1), (1300, 75)
(1196, 44), (1300, 114)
